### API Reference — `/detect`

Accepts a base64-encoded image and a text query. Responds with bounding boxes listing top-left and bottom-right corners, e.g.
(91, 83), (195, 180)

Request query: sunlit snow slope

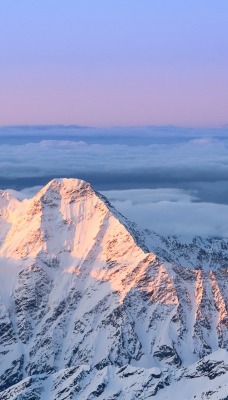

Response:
(0, 178), (227, 399)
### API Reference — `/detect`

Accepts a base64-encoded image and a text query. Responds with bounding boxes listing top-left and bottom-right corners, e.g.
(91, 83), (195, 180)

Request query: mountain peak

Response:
(0, 179), (228, 399)
(46, 177), (91, 191)
(34, 177), (93, 201)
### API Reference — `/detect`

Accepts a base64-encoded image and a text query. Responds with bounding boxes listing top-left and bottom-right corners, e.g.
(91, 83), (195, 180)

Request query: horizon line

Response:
(0, 123), (228, 130)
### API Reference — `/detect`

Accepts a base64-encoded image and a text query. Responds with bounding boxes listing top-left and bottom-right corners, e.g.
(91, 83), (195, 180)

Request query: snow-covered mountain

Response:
(0, 178), (227, 399)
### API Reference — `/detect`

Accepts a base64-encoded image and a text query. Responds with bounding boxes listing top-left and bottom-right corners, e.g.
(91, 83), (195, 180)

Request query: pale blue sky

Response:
(0, 1), (227, 126)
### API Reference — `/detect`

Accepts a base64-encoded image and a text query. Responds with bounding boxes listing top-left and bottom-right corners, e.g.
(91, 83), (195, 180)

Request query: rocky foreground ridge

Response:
(0, 178), (228, 399)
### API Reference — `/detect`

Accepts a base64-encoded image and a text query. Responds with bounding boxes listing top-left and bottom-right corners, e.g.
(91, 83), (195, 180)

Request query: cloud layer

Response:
(1, 126), (228, 237)
(0, 127), (228, 203)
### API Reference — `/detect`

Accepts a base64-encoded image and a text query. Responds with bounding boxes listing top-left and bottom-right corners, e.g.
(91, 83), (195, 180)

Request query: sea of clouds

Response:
(1, 125), (228, 237)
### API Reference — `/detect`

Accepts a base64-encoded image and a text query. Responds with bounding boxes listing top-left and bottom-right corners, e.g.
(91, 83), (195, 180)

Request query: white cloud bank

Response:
(0, 136), (228, 183)
(103, 189), (228, 237)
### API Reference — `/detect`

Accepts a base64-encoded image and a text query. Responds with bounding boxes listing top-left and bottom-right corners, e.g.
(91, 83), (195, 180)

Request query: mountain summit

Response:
(0, 178), (228, 399)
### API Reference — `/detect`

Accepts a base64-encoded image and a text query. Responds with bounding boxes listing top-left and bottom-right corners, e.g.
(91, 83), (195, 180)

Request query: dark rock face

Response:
(0, 356), (24, 392)
(154, 345), (182, 367)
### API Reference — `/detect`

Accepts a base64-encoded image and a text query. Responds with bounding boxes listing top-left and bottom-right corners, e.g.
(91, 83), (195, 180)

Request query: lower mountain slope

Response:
(0, 178), (227, 399)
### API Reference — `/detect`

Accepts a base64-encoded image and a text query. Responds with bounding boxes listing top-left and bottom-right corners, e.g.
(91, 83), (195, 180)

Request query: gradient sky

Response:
(0, 1), (227, 126)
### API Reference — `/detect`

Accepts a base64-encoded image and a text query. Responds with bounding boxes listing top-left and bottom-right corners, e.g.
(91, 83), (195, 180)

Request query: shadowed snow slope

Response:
(0, 178), (227, 399)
